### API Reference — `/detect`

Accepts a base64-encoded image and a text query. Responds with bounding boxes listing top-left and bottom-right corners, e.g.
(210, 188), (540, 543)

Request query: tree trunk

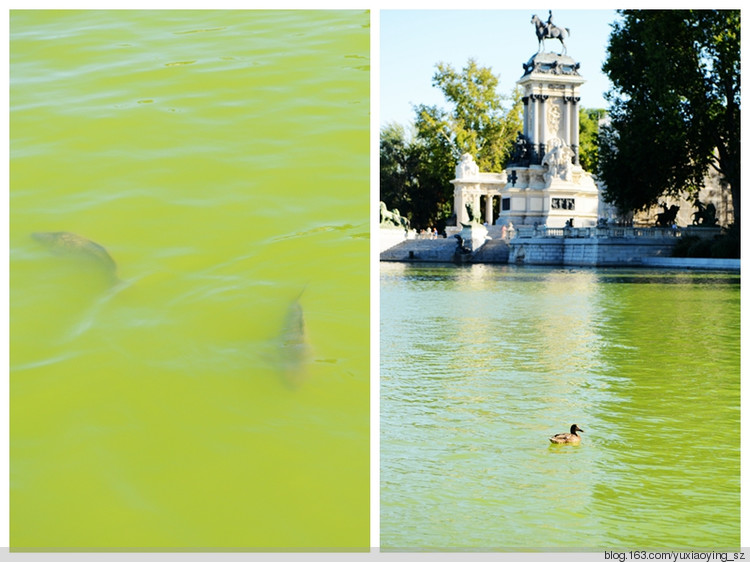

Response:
(717, 144), (740, 229)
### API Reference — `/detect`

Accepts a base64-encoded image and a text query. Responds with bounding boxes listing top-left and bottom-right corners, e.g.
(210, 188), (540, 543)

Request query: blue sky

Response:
(380, 9), (621, 128)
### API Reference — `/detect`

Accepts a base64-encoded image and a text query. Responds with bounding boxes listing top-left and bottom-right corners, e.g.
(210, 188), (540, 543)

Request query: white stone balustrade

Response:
(511, 226), (721, 240)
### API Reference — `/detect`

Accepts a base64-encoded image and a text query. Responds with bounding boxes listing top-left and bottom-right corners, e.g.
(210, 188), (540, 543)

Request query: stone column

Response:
(529, 93), (544, 164)
(485, 194), (493, 225)
(563, 95), (572, 147)
(538, 95), (548, 161)
(454, 184), (466, 224)
(571, 96), (581, 164)
(528, 95), (536, 147)
(522, 96), (530, 140)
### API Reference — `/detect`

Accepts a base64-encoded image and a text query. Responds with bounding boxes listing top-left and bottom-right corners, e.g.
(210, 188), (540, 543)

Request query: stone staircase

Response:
(379, 238), (459, 262)
(471, 238), (510, 263)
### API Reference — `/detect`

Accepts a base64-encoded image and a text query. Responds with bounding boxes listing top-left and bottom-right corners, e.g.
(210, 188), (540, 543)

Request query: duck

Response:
(549, 424), (584, 444)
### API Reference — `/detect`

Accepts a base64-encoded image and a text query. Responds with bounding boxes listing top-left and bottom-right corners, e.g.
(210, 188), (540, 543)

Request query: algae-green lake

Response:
(10, 10), (369, 550)
(380, 263), (740, 550)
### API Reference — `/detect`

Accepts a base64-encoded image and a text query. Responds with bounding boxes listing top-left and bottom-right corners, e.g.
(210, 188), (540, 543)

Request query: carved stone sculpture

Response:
(510, 132), (531, 166)
(542, 137), (574, 183)
(379, 201), (410, 230)
(455, 153), (479, 179)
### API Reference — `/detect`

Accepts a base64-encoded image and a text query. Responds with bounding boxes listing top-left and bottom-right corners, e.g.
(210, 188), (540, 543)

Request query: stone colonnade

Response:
(522, 93), (580, 165)
(451, 172), (507, 225)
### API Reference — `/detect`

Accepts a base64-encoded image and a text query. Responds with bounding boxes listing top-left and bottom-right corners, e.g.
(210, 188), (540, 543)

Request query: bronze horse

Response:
(531, 14), (570, 55)
(655, 203), (680, 227)
(692, 199), (719, 227)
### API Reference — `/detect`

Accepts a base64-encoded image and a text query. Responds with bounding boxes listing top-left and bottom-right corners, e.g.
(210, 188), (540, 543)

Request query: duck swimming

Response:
(549, 424), (584, 444)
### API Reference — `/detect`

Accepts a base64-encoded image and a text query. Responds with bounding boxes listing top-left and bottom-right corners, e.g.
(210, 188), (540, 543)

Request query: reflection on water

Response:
(10, 10), (369, 550)
(381, 263), (739, 550)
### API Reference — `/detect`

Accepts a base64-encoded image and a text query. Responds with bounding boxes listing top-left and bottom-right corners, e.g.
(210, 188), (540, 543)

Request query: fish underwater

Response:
(273, 287), (311, 389)
(31, 231), (119, 285)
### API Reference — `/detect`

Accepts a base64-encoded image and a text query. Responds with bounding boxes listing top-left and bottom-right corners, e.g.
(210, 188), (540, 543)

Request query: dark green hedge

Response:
(672, 225), (739, 259)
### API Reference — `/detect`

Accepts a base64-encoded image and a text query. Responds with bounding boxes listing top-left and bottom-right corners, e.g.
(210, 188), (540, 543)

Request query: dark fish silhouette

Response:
(32, 231), (118, 283)
(274, 287), (311, 388)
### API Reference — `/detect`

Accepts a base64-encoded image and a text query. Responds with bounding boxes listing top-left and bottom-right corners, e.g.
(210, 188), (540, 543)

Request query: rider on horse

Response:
(532, 11), (570, 55)
(545, 10), (554, 37)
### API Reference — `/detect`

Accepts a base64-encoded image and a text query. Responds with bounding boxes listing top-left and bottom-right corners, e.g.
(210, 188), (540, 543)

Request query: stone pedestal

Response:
(380, 227), (409, 253)
(458, 222), (489, 252)
(496, 50), (600, 227)
(449, 36), (602, 230)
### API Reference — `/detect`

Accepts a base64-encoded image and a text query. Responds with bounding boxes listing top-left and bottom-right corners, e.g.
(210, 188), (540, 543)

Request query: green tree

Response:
(379, 122), (454, 231)
(410, 112), (457, 230)
(415, 59), (523, 173)
(578, 107), (606, 173)
(379, 122), (417, 216)
(598, 10), (740, 226)
(380, 59), (522, 230)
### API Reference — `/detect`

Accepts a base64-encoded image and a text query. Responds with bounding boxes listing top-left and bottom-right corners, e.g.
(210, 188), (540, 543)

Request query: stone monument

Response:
(451, 11), (600, 229)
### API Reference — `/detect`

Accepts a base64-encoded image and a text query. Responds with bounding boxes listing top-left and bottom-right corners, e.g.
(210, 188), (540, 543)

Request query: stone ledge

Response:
(379, 238), (458, 263)
(640, 257), (740, 271)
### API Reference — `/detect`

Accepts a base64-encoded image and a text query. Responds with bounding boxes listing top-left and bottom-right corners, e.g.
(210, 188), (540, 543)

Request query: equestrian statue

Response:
(531, 11), (570, 55)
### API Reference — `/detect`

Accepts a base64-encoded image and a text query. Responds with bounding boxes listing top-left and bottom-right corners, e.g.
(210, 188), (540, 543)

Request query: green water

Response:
(10, 10), (369, 550)
(380, 263), (740, 551)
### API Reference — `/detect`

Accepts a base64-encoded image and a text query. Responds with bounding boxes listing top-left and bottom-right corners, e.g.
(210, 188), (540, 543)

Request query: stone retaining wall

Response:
(379, 238), (458, 262)
(510, 236), (676, 266)
(380, 228), (411, 253)
(380, 226), (735, 269)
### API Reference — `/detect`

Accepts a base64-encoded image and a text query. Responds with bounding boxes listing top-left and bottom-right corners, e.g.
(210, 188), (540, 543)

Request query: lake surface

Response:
(10, 10), (370, 550)
(380, 262), (740, 551)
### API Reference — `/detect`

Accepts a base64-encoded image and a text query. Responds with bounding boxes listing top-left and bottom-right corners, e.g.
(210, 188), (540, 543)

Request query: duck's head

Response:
(570, 424), (583, 435)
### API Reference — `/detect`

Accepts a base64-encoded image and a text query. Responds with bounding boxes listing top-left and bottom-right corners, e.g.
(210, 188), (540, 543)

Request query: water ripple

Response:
(381, 263), (739, 550)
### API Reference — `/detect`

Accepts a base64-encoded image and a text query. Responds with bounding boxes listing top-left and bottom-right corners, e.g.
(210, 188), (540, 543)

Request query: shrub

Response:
(672, 235), (700, 257)
(711, 224), (740, 259)
(672, 226), (739, 259)
(686, 238), (713, 258)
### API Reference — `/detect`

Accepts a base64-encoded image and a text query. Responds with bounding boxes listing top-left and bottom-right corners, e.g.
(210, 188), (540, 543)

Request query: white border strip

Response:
(369, 6), (381, 551)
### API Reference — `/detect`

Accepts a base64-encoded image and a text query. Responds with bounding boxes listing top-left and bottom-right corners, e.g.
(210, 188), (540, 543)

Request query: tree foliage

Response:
(380, 59), (522, 230)
(379, 123), (417, 217)
(578, 107), (606, 173)
(417, 60), (523, 173)
(379, 122), (454, 231)
(598, 10), (740, 225)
